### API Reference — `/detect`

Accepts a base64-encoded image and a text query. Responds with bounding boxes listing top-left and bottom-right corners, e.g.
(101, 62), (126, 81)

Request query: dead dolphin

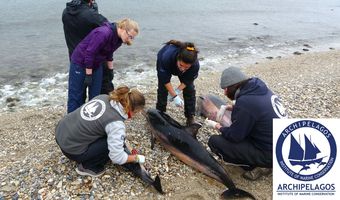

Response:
(197, 94), (232, 127)
(146, 108), (255, 199)
(122, 146), (164, 194)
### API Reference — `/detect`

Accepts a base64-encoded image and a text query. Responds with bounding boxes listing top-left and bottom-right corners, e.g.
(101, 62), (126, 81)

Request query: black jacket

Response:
(62, 0), (107, 58)
(157, 44), (200, 86)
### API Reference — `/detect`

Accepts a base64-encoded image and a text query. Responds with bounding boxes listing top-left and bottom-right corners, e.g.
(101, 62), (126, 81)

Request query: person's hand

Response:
(226, 104), (233, 111)
(84, 75), (92, 87)
(167, 88), (181, 102)
(204, 118), (218, 129)
(135, 154), (145, 164)
(174, 88), (182, 95)
(172, 95), (184, 107)
(216, 105), (227, 122)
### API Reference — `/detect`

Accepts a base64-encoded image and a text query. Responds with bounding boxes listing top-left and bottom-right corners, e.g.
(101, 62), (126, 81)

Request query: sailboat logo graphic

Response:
(288, 134), (326, 174)
(276, 120), (337, 181)
(80, 99), (106, 121)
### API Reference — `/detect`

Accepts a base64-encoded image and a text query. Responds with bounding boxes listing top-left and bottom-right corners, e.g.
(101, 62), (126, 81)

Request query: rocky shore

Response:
(0, 50), (339, 199)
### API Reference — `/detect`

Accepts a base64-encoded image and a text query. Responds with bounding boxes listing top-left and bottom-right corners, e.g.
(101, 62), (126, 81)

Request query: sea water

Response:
(1, 0), (340, 111)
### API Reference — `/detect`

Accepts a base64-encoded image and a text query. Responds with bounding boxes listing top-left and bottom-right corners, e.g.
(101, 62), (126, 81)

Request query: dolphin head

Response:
(147, 109), (183, 128)
(146, 109), (170, 126)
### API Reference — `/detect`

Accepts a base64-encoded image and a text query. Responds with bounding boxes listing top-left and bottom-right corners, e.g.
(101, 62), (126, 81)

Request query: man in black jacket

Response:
(62, 0), (114, 94)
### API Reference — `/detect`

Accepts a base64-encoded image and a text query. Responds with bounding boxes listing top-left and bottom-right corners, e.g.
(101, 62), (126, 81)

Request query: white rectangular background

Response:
(273, 119), (339, 200)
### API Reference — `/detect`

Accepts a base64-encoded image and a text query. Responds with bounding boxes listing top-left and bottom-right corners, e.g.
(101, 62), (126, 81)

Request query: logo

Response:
(276, 120), (337, 181)
(271, 95), (288, 118)
(80, 99), (106, 121)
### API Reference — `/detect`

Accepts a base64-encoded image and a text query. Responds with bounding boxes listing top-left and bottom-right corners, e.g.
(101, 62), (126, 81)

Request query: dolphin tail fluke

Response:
(153, 175), (164, 194)
(221, 188), (256, 200)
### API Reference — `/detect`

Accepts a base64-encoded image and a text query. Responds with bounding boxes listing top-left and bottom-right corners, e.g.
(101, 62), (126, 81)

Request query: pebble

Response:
(0, 50), (339, 199)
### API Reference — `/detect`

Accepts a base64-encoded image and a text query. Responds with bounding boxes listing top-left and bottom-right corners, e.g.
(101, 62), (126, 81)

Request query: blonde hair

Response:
(117, 18), (139, 34)
(109, 85), (145, 113)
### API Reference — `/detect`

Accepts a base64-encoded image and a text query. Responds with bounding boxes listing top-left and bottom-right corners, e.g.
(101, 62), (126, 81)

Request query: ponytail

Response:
(109, 85), (145, 113)
(165, 40), (199, 64)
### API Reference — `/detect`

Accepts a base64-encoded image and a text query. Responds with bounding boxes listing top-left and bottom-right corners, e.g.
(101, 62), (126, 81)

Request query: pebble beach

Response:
(0, 50), (339, 199)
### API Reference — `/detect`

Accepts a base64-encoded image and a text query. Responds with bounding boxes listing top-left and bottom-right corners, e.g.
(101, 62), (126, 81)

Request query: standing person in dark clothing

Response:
(204, 66), (288, 181)
(62, 0), (107, 58)
(156, 40), (200, 126)
(62, 0), (114, 94)
(67, 18), (139, 113)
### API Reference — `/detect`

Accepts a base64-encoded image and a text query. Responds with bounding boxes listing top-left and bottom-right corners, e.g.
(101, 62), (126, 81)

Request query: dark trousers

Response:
(61, 137), (110, 173)
(208, 135), (272, 168)
(67, 62), (103, 113)
(156, 79), (196, 118)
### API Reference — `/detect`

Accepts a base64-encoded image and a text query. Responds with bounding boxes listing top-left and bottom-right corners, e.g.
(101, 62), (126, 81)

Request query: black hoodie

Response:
(62, 0), (107, 58)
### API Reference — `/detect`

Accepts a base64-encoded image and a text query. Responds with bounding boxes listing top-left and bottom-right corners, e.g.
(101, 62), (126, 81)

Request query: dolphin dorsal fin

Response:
(184, 123), (202, 139)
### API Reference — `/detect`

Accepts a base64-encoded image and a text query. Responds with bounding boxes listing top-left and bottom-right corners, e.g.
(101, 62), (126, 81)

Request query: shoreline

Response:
(0, 50), (339, 199)
(1, 43), (339, 112)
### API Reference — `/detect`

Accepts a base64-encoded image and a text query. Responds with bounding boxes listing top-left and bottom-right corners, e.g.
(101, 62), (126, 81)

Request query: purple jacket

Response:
(71, 22), (122, 69)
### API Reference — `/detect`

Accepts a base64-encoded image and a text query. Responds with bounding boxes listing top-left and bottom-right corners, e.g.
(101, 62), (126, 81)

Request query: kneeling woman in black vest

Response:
(55, 85), (145, 177)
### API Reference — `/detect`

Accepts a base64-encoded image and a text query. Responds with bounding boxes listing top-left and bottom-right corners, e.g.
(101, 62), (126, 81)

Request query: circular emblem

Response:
(276, 120), (337, 181)
(271, 95), (288, 118)
(80, 99), (106, 121)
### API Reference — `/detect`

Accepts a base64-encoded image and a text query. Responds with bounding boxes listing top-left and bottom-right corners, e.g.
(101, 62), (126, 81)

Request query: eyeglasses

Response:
(125, 30), (134, 40)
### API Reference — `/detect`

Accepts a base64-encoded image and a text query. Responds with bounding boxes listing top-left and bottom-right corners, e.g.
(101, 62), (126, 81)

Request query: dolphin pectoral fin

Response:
(153, 175), (165, 194)
(221, 188), (256, 200)
(184, 123), (202, 139)
(151, 133), (156, 150)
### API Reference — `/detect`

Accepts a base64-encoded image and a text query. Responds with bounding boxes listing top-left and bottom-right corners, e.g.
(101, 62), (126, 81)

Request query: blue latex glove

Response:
(168, 88), (182, 102)
(172, 95), (184, 107)
(204, 118), (218, 129)
(135, 155), (145, 164)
